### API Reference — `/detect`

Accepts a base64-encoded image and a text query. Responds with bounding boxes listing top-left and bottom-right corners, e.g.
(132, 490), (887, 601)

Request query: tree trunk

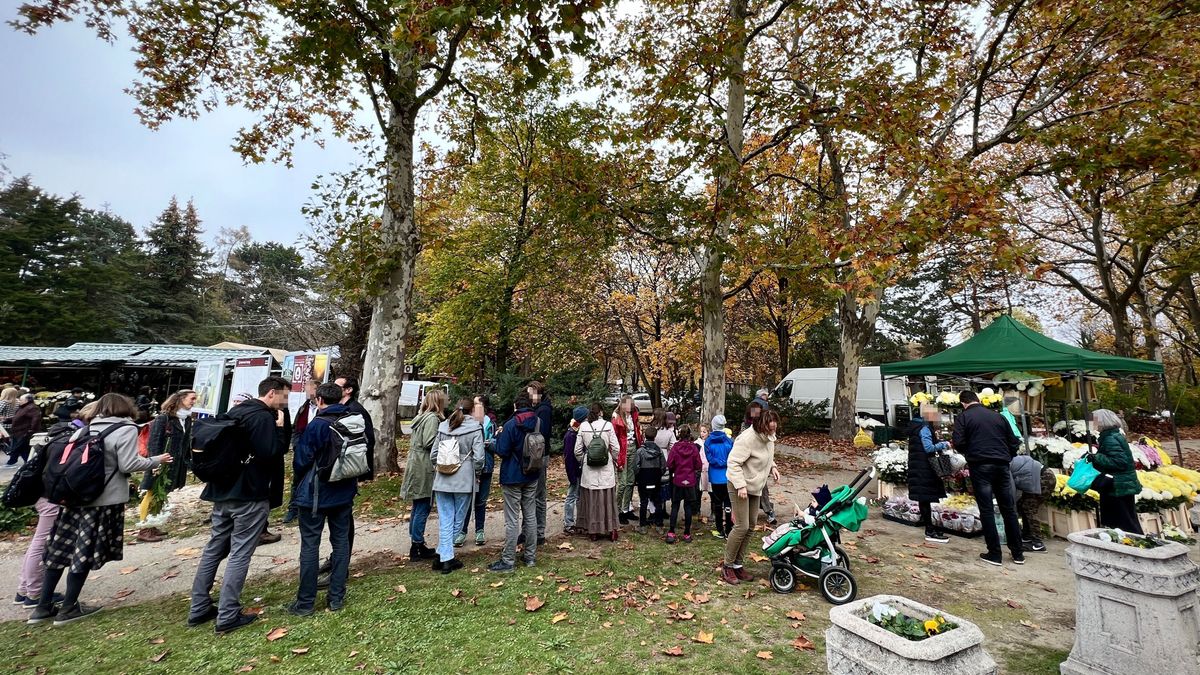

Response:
(700, 0), (747, 424)
(776, 275), (790, 381)
(494, 281), (517, 373)
(831, 294), (880, 440)
(359, 110), (418, 474)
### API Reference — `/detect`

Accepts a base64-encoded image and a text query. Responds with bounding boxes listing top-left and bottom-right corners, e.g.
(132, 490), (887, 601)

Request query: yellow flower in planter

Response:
(924, 619), (941, 635)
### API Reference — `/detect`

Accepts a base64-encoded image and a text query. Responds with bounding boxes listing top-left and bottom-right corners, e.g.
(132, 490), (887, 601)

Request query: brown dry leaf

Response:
(348, 651), (360, 658)
(269, 656), (281, 663)
(535, 575), (545, 582)
(265, 627), (289, 642)
(749, 552), (768, 563)
(864, 556), (881, 564)
(930, 575), (947, 584)
(1020, 619), (1040, 630)
(244, 607), (264, 616)
(159, 570), (179, 581)
(913, 552), (933, 560)
(367, 526), (381, 533)
(743, 590), (755, 599)
(667, 602), (680, 611)
(693, 630), (715, 644)
(120, 566), (138, 575)
(602, 621), (613, 628)
(756, 651), (774, 660)
(236, 666), (254, 673)
(674, 611), (695, 621)
(551, 612), (568, 624)
(394, 585), (407, 594)
(525, 596), (545, 612)
(1006, 599), (1022, 609)
(787, 610), (806, 621)
(150, 651), (169, 663)
(105, 632), (125, 640)
(271, 556), (289, 565)
(569, 585), (583, 593)
(507, 618), (517, 626)
(451, 589), (463, 598)
(173, 547), (200, 557)
(148, 637), (165, 645)
(291, 647), (309, 655)
(793, 635), (816, 651)
(114, 589), (135, 600)
(693, 592), (710, 604)
(556, 541), (573, 551)
(662, 646), (685, 657)
(490, 582), (505, 588)
(351, 571), (364, 578)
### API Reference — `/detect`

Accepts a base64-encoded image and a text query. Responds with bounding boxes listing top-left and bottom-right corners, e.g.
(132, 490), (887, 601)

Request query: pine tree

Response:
(139, 198), (210, 342)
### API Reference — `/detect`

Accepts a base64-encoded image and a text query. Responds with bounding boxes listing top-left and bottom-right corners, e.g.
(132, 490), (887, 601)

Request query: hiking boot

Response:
(665, 532), (677, 544)
(327, 600), (344, 612)
(53, 603), (100, 626)
(187, 606), (218, 627)
(925, 530), (950, 544)
(733, 567), (754, 582)
(409, 543), (436, 560)
(487, 560), (515, 573)
(214, 612), (258, 634)
(285, 602), (314, 617)
(524, 559), (537, 568)
(26, 606), (58, 625)
(979, 552), (1003, 567)
(431, 560), (444, 572)
(258, 530), (282, 545)
(1023, 539), (1047, 552)
(137, 528), (166, 543)
(475, 531), (485, 546)
(441, 559), (464, 575)
(720, 565), (741, 585)
(453, 532), (467, 548)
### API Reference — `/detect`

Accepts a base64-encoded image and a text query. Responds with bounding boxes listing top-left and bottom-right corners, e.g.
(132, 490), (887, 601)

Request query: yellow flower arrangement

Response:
(909, 392), (934, 407)
(1158, 465), (1200, 492)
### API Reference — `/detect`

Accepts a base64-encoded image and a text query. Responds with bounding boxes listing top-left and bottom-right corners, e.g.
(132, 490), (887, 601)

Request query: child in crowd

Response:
(1011, 454), (1053, 552)
(632, 437), (667, 529)
(697, 424), (711, 529)
(704, 415), (734, 539)
(665, 427), (703, 543)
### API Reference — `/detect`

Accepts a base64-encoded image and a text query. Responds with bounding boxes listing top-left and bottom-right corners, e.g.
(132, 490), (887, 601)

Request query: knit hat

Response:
(572, 406), (589, 423)
(712, 414), (726, 429)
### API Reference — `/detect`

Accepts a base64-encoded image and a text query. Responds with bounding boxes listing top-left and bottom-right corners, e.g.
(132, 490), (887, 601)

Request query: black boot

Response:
(409, 543), (436, 560)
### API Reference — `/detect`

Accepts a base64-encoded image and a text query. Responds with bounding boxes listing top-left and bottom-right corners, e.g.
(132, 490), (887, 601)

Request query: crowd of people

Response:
(2, 377), (786, 631)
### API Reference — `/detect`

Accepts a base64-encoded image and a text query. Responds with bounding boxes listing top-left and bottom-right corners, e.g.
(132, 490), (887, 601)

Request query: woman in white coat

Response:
(574, 403), (621, 542)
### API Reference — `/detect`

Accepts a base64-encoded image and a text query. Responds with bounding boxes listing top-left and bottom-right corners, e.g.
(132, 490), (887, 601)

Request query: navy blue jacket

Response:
(495, 409), (540, 485)
(292, 403), (359, 509)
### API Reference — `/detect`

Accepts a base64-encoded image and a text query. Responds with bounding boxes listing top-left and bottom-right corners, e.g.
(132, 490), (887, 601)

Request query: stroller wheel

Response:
(769, 564), (796, 594)
(819, 566), (857, 605)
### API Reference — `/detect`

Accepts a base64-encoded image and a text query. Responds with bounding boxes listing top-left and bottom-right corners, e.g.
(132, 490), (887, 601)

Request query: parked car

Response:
(602, 391), (654, 415)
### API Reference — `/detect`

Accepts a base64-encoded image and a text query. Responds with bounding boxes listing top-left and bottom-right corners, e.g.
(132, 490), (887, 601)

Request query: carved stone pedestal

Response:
(1061, 528), (1200, 674)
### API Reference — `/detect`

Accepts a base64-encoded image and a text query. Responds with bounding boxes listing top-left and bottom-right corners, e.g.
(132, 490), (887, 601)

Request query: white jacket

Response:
(573, 420), (620, 490)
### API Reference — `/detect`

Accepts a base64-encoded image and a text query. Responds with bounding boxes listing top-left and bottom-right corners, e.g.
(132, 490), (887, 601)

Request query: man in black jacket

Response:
(952, 390), (1025, 567)
(188, 376), (290, 634)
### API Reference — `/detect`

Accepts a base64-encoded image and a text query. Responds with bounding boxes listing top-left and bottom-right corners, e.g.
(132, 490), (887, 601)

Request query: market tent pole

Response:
(1079, 370), (1092, 439)
(20, 366), (28, 388)
(1164, 372), (1184, 465)
(880, 371), (890, 436)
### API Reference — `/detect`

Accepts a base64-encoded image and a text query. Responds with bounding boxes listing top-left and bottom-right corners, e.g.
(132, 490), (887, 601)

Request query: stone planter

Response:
(1061, 528), (1200, 675)
(1048, 506), (1098, 540)
(826, 594), (997, 675)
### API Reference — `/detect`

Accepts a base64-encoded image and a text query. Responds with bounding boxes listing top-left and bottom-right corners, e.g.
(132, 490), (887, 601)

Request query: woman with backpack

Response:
(401, 389), (447, 561)
(574, 403), (620, 542)
(28, 394), (172, 626)
(429, 398), (485, 574)
(135, 389), (196, 543)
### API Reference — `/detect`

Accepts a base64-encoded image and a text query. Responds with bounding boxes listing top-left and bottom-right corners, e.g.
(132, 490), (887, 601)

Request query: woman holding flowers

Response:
(1089, 409), (1142, 534)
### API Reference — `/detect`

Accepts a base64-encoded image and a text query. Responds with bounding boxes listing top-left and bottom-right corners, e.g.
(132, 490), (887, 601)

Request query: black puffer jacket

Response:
(200, 399), (286, 504)
(906, 420), (947, 502)
(952, 403), (1020, 465)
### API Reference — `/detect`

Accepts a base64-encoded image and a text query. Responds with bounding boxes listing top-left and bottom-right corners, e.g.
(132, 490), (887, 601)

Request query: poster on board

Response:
(282, 352), (323, 414)
(191, 359), (226, 415)
(226, 356), (272, 412)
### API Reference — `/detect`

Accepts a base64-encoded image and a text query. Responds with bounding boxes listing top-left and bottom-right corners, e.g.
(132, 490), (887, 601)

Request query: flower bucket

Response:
(1048, 506), (1097, 540)
(1062, 529), (1200, 674)
(826, 595), (997, 675)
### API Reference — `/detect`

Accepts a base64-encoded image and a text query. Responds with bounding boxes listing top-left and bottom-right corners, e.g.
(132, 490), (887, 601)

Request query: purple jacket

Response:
(563, 425), (582, 484)
(667, 440), (703, 488)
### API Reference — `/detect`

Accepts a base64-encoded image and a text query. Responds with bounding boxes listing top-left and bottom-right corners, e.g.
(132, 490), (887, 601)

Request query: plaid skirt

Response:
(43, 504), (125, 573)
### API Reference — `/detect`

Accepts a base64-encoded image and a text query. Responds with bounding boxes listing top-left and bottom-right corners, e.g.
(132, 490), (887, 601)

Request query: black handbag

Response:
(1, 446), (46, 508)
(928, 451), (954, 478)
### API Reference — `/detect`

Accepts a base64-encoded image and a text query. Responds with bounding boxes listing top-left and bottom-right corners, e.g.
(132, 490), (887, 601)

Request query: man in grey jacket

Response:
(188, 376), (289, 634)
(1010, 454), (1053, 553)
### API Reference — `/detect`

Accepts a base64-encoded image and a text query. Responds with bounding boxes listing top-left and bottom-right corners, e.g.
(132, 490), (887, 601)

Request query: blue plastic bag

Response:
(1067, 456), (1100, 492)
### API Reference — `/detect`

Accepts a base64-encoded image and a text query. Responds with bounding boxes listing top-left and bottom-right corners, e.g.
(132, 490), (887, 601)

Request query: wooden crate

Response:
(877, 481), (906, 501)
(1138, 511), (1165, 535)
(1161, 504), (1195, 534)
(1048, 506), (1097, 540)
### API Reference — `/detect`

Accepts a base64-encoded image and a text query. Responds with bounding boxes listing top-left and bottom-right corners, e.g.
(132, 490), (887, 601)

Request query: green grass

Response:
(999, 645), (1071, 674)
(3, 533), (831, 674)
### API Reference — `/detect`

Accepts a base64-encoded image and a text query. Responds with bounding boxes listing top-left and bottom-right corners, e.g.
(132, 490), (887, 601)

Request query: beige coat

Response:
(726, 427), (777, 497)
(573, 420), (620, 490)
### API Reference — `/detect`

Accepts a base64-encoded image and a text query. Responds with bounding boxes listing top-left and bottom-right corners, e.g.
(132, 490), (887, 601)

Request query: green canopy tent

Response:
(879, 315), (1179, 461)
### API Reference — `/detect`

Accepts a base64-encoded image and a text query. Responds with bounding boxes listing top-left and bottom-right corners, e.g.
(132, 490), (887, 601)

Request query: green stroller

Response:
(761, 467), (873, 604)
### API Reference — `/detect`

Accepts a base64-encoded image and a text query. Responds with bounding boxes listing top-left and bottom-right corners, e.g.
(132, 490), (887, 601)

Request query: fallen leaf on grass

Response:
(1020, 620), (1040, 630)
(394, 585), (407, 594)
(236, 666), (254, 673)
(556, 541), (573, 551)
(1006, 599), (1022, 609)
(490, 582), (505, 588)
(114, 589), (135, 600)
(148, 637), (165, 645)
(793, 636), (816, 651)
(662, 646), (684, 657)
(787, 610), (806, 621)
(525, 596), (545, 612)
(602, 621), (613, 628)
(150, 651), (169, 663)
(351, 572), (364, 578)
(105, 632), (125, 640)
(913, 553), (933, 560)
(451, 589), (463, 598)
(265, 627), (289, 642)
(551, 612), (568, 624)
(244, 607), (264, 616)
(756, 651), (773, 660)
(291, 648), (309, 655)
(693, 631), (714, 644)
(348, 651), (359, 658)
(693, 592), (710, 604)
(673, 611), (694, 621)
(862, 556), (880, 564)
(507, 619), (517, 626)
(269, 656), (281, 663)
(749, 553), (768, 563)
(120, 566), (138, 575)
(743, 590), (755, 599)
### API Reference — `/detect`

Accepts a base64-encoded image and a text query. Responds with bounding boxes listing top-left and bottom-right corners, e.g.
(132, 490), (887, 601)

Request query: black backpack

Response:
(42, 423), (133, 506)
(190, 415), (249, 484)
(2, 426), (73, 508)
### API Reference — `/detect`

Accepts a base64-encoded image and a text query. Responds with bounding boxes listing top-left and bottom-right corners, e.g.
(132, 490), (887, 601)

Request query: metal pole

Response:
(1079, 370), (1092, 438)
(1163, 372), (1185, 465)
(20, 366), (29, 388)
(880, 371), (890, 442)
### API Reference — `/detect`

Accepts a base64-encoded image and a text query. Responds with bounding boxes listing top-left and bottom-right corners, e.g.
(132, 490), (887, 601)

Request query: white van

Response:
(772, 367), (908, 426)
(399, 380), (440, 409)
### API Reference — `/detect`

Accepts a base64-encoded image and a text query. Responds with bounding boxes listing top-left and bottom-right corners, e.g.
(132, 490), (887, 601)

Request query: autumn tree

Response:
(15, 0), (609, 470)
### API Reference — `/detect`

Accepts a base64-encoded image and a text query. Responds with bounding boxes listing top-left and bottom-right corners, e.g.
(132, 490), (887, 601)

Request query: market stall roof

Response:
(208, 342), (288, 364)
(880, 315), (1164, 377)
(0, 342), (272, 368)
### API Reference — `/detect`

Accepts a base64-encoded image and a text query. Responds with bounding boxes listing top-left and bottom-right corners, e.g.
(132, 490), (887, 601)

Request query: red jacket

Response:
(667, 440), (703, 487)
(611, 413), (643, 469)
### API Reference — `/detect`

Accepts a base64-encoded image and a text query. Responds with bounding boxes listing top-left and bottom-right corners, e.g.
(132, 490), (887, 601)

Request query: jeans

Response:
(294, 504), (351, 611)
(563, 482), (580, 529)
(409, 497), (431, 545)
(617, 463), (635, 513)
(463, 474), (493, 534)
(189, 500), (269, 625)
(710, 484), (731, 535)
(969, 463), (1024, 558)
(725, 492), (760, 566)
(535, 466), (547, 539)
(501, 482), (538, 565)
(5, 434), (30, 465)
(17, 498), (60, 598)
(669, 491), (696, 535)
(637, 485), (664, 526)
(435, 492), (473, 562)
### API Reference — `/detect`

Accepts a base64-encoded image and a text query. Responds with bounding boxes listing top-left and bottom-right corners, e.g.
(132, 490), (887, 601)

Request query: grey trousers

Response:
(501, 482), (538, 566)
(535, 466), (547, 539)
(189, 499), (269, 626)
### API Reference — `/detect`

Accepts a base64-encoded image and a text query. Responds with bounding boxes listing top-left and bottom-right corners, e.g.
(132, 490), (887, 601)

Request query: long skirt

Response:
(578, 486), (619, 535)
(43, 504), (125, 573)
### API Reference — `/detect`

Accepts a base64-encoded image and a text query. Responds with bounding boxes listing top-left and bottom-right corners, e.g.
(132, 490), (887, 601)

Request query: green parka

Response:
(400, 410), (441, 500)
(1091, 428), (1142, 498)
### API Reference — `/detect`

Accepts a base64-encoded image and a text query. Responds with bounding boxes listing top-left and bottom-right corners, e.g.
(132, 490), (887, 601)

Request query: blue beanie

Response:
(572, 406), (589, 422)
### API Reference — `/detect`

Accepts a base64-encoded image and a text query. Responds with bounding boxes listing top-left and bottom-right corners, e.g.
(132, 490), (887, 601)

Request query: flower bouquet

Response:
(873, 446), (909, 485)
(1161, 525), (1196, 546)
(867, 601), (958, 641)
(934, 391), (960, 410)
(1030, 435), (1075, 470)
(909, 392), (933, 407)
(1094, 528), (1160, 550)
(1046, 473), (1100, 512)
(1131, 443), (1164, 471)
(978, 388), (1004, 409)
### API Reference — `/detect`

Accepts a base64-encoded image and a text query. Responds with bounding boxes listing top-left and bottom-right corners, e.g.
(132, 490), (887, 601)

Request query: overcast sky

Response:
(0, 15), (361, 247)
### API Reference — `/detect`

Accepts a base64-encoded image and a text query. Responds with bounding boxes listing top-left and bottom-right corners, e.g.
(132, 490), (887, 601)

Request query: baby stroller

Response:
(761, 467), (874, 604)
